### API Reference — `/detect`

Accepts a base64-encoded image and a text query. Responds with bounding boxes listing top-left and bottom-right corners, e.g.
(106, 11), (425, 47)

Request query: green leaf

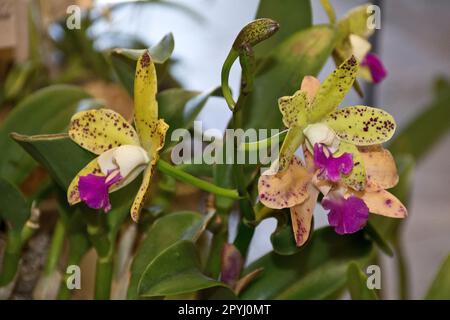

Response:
(112, 33), (175, 64)
(0, 177), (29, 230)
(308, 56), (358, 123)
(128, 211), (212, 299)
(389, 77), (450, 162)
(425, 253), (450, 299)
(158, 87), (220, 140)
(347, 262), (378, 300)
(364, 222), (393, 257)
(0, 85), (91, 184)
(240, 227), (373, 299)
(242, 25), (337, 130)
(138, 240), (225, 297)
(325, 106), (396, 146)
(255, 0), (312, 55)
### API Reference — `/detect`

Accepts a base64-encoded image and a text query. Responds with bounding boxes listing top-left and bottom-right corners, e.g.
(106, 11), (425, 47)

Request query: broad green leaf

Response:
(128, 211), (213, 299)
(336, 140), (366, 191)
(3, 61), (34, 100)
(278, 90), (308, 128)
(270, 211), (304, 256)
(325, 106), (396, 146)
(0, 177), (29, 230)
(425, 253), (450, 299)
(364, 222), (393, 257)
(347, 262), (378, 300)
(158, 87), (219, 141)
(389, 77), (450, 162)
(255, 0), (312, 55)
(308, 56), (358, 123)
(113, 33), (174, 64)
(240, 227), (373, 299)
(0, 85), (91, 184)
(242, 25), (337, 130)
(68, 109), (140, 155)
(138, 240), (225, 297)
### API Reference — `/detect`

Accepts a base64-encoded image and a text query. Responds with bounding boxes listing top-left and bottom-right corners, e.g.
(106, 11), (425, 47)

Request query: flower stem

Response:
(157, 159), (240, 199)
(94, 256), (113, 300)
(44, 220), (65, 275)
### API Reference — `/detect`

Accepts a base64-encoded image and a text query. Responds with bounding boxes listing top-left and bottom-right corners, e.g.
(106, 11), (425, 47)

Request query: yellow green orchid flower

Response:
(258, 56), (406, 245)
(330, 3), (388, 85)
(66, 51), (168, 222)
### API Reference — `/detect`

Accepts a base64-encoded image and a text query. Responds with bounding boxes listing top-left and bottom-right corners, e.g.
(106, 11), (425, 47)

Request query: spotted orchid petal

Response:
(324, 106), (396, 146)
(278, 90), (308, 128)
(361, 53), (387, 84)
(335, 140), (366, 191)
(322, 194), (369, 235)
(308, 56), (358, 123)
(290, 149), (317, 247)
(258, 156), (311, 209)
(314, 143), (353, 183)
(78, 171), (122, 212)
(359, 145), (399, 191)
(347, 189), (407, 219)
(69, 109), (140, 155)
(277, 76), (320, 171)
(130, 120), (168, 221)
(134, 51), (159, 151)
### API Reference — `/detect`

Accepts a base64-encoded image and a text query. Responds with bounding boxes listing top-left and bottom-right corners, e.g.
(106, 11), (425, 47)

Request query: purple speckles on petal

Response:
(313, 144), (353, 182)
(361, 53), (387, 84)
(322, 195), (369, 235)
(78, 171), (122, 213)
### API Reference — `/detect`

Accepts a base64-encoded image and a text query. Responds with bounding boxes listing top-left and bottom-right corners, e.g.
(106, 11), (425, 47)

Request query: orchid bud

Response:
(232, 18), (279, 51)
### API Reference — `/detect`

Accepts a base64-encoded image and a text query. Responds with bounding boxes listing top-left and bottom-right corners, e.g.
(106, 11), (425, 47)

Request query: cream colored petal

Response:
(359, 145), (399, 191)
(258, 156), (311, 209)
(349, 34), (371, 61)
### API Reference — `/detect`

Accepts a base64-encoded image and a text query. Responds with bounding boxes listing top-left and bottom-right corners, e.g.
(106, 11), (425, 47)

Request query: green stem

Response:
(221, 49), (239, 110)
(44, 220), (65, 275)
(157, 159), (240, 199)
(239, 130), (287, 152)
(94, 256), (114, 300)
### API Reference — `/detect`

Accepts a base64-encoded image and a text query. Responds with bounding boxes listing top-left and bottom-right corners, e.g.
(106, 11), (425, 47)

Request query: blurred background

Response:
(1, 0), (449, 299)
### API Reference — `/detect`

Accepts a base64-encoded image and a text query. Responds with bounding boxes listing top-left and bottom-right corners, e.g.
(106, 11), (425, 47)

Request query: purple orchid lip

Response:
(78, 170), (122, 213)
(361, 53), (387, 84)
(313, 143), (353, 182)
(322, 194), (369, 235)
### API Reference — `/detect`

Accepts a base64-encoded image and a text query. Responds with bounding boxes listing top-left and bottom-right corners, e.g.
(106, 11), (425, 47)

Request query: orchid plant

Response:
(0, 0), (449, 302)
